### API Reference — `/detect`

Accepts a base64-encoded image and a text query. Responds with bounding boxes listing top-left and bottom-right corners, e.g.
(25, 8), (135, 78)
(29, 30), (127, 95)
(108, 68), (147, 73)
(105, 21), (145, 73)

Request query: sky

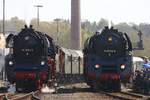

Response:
(0, 0), (150, 24)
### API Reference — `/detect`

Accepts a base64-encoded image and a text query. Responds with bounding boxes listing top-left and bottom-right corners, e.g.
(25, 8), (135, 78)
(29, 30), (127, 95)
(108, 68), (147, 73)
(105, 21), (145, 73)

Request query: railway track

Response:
(57, 83), (150, 100)
(0, 90), (40, 100)
(101, 91), (149, 100)
(3, 83), (147, 100)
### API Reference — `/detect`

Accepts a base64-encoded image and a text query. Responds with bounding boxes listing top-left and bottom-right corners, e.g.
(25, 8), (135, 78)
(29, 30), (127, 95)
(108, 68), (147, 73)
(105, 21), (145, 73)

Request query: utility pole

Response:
(34, 5), (43, 29)
(2, 0), (5, 81)
(3, 0), (5, 36)
(54, 18), (61, 44)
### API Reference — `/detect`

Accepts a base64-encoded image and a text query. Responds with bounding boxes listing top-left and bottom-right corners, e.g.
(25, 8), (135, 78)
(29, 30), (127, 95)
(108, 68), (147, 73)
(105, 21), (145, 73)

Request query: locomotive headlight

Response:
(95, 64), (100, 69)
(120, 64), (125, 70)
(108, 37), (112, 42)
(9, 61), (13, 66)
(41, 61), (45, 65)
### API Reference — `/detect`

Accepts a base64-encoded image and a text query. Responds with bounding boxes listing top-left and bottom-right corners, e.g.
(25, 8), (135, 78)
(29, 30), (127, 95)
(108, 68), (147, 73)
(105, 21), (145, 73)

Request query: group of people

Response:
(133, 56), (150, 94)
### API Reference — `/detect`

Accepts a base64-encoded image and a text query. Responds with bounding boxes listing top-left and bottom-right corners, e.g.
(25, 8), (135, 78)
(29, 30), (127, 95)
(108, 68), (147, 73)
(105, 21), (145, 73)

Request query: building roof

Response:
(60, 47), (83, 57)
(133, 57), (144, 62)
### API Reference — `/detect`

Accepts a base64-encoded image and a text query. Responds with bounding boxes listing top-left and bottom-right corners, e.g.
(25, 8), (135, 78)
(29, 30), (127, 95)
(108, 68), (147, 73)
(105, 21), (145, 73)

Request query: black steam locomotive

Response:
(83, 26), (133, 91)
(5, 25), (56, 92)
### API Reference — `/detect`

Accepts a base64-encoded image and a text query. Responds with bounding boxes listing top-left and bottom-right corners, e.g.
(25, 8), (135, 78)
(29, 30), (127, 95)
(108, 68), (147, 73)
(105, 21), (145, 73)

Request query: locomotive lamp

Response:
(41, 61), (45, 65)
(24, 36), (30, 40)
(120, 64), (125, 70)
(95, 64), (100, 69)
(108, 37), (112, 42)
(9, 61), (13, 66)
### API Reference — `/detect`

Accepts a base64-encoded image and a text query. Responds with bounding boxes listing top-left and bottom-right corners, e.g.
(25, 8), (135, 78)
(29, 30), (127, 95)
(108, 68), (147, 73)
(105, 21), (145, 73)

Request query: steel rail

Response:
(100, 91), (146, 100)
(0, 90), (40, 100)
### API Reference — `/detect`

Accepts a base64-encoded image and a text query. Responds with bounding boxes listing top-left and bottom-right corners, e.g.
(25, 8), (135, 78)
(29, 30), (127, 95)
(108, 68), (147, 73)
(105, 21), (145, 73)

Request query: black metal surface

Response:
(83, 26), (132, 59)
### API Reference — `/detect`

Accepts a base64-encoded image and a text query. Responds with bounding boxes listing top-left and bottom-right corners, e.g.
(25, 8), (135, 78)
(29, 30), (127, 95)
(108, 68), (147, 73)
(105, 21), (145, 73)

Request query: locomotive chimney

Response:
(30, 25), (33, 29)
(24, 25), (28, 29)
(105, 26), (109, 30)
(110, 27), (114, 30)
(71, 0), (81, 49)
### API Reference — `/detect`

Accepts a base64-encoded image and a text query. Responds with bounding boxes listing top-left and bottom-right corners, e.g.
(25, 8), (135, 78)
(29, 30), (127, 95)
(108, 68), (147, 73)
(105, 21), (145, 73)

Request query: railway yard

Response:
(1, 17), (150, 100)
(0, 83), (149, 100)
(1, 42), (150, 100)
(1, 0), (150, 99)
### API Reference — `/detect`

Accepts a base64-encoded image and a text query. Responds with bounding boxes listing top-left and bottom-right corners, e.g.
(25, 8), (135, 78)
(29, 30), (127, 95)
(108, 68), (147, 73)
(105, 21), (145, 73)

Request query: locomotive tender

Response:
(5, 25), (56, 92)
(83, 26), (133, 91)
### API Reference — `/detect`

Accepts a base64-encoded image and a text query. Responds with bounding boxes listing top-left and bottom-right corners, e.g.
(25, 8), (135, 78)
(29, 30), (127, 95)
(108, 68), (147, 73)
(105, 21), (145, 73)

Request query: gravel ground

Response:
(39, 83), (118, 100)
(40, 92), (118, 100)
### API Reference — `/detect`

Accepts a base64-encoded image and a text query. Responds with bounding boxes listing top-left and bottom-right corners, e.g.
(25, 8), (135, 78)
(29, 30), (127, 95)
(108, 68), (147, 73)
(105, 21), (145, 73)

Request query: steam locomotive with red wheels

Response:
(5, 25), (56, 92)
(83, 26), (133, 91)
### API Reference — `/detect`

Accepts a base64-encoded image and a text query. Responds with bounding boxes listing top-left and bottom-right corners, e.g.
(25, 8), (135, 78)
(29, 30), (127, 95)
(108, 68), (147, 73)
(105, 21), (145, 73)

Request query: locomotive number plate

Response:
(21, 49), (34, 52)
(104, 50), (116, 53)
